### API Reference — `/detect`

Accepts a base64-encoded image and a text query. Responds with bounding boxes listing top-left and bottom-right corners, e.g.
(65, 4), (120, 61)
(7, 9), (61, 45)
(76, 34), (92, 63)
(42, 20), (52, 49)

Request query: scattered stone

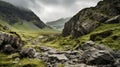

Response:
(114, 50), (120, 58)
(40, 46), (52, 52)
(94, 44), (114, 53)
(81, 41), (95, 50)
(3, 26), (9, 30)
(48, 54), (68, 62)
(65, 63), (97, 67)
(12, 58), (20, 64)
(38, 36), (45, 41)
(20, 48), (36, 58)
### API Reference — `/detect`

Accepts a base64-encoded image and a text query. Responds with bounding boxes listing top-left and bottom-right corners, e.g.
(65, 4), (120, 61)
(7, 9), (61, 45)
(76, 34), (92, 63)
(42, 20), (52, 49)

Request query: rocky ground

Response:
(0, 0), (120, 67)
(0, 25), (120, 67)
(19, 40), (120, 67)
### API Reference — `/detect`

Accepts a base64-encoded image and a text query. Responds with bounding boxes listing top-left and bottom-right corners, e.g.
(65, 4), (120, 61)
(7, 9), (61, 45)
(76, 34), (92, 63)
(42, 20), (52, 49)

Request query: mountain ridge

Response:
(0, 1), (49, 30)
(62, 0), (120, 38)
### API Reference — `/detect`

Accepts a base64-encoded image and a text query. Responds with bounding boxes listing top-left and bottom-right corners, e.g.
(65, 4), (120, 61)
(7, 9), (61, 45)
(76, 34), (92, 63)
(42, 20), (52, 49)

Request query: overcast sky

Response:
(3, 0), (101, 22)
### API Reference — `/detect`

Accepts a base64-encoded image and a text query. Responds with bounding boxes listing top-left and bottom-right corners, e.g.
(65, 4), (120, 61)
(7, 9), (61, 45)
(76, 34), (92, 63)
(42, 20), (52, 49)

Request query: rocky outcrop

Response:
(0, 31), (23, 54)
(62, 0), (120, 38)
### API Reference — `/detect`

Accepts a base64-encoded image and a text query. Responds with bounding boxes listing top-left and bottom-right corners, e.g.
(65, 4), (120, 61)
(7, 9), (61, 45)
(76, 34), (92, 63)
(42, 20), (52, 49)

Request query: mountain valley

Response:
(0, 0), (120, 67)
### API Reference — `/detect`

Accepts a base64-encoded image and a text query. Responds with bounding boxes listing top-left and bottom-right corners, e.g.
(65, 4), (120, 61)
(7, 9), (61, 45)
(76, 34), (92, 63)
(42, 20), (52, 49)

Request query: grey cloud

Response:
(2, 0), (101, 22)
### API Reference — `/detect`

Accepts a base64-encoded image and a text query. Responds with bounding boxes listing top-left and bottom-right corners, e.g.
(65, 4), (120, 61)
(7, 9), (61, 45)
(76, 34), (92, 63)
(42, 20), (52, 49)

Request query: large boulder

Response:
(0, 31), (23, 54)
(81, 47), (114, 65)
(20, 48), (36, 58)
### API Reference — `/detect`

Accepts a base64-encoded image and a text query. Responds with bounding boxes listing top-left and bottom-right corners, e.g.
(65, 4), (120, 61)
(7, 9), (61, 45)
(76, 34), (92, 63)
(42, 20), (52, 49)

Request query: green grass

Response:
(41, 23), (120, 50)
(0, 52), (46, 67)
(13, 58), (46, 67)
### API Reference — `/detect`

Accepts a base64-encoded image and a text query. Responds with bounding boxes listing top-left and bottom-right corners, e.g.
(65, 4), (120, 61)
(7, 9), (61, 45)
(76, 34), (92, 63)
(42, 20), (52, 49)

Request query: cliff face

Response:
(0, 1), (48, 29)
(62, 0), (120, 38)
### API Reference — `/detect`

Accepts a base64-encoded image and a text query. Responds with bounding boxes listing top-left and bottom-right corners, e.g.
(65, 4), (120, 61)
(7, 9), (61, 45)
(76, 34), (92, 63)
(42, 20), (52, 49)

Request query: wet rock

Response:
(20, 48), (36, 58)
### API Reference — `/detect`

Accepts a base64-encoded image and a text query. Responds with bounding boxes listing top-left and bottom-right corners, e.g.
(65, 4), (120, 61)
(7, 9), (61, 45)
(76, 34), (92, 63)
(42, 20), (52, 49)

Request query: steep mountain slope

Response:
(0, 1), (48, 31)
(62, 0), (120, 50)
(62, 0), (120, 38)
(46, 18), (70, 30)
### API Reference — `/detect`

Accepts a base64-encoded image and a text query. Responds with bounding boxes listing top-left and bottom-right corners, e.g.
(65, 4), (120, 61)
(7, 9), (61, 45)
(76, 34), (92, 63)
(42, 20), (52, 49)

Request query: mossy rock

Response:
(90, 30), (113, 41)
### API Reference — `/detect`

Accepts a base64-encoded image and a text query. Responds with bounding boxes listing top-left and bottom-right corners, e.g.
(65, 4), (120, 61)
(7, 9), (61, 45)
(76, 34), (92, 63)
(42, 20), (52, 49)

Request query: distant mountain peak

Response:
(46, 17), (70, 31)
(0, 0), (49, 30)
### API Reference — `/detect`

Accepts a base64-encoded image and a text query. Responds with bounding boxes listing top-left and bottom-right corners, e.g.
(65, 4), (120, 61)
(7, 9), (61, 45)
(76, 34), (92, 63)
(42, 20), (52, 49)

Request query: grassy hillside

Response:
(0, 52), (46, 67)
(0, 1), (49, 31)
(40, 23), (120, 51)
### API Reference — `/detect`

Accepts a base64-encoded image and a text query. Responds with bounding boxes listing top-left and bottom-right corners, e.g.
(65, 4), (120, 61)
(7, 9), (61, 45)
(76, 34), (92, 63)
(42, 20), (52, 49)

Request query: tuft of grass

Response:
(0, 52), (46, 67)
(13, 58), (46, 67)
